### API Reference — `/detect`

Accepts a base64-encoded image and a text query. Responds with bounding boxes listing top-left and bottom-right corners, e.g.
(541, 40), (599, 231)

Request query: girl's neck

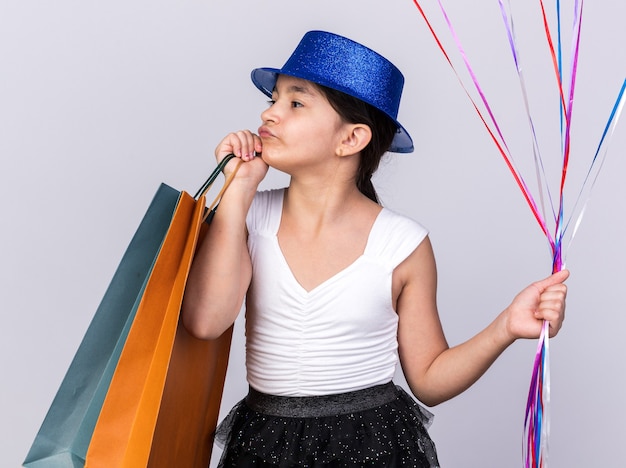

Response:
(279, 151), (379, 226)
(282, 177), (377, 228)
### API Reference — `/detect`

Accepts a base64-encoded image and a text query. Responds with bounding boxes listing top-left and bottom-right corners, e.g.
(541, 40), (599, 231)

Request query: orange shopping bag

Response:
(149, 284), (232, 467)
(85, 156), (239, 468)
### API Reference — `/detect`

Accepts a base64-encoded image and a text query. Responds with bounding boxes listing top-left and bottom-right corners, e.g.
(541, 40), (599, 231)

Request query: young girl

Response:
(182, 30), (568, 467)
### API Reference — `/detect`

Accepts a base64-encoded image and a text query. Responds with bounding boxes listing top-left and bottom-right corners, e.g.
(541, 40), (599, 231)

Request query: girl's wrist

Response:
(226, 176), (260, 199)
(491, 308), (517, 349)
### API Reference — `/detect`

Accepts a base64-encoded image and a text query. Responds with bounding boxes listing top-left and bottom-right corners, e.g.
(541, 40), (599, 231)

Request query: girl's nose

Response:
(260, 101), (279, 124)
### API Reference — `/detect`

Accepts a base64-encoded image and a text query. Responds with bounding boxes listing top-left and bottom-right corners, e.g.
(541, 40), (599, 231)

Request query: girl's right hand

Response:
(216, 130), (268, 188)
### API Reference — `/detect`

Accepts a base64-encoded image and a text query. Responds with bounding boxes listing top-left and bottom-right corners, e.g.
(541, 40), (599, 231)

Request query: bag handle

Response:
(194, 154), (236, 199)
(194, 154), (244, 221)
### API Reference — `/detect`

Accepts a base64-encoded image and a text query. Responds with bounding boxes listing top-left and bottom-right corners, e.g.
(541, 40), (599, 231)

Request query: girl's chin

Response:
(259, 149), (280, 165)
(260, 155), (291, 175)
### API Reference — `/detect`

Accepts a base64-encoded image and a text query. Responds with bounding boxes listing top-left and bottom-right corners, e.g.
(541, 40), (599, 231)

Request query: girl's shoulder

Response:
(251, 187), (284, 208)
(246, 188), (286, 234)
(367, 207), (429, 268)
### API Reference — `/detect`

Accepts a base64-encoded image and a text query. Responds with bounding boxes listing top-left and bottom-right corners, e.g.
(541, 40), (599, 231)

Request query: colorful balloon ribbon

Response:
(410, 1), (625, 467)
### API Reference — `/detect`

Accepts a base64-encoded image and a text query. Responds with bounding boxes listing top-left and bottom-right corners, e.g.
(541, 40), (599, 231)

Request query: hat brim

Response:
(251, 67), (414, 154)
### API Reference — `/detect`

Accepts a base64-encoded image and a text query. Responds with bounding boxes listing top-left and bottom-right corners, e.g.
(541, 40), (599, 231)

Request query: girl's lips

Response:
(258, 126), (275, 138)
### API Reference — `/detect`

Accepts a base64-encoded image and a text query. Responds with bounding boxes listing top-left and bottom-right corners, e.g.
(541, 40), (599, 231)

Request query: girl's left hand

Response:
(504, 269), (569, 341)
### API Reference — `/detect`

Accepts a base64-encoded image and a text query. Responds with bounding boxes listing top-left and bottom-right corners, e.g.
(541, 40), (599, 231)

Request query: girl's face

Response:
(257, 75), (349, 174)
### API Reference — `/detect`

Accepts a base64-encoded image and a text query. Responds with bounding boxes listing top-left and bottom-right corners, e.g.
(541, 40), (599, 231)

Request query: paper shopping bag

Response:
(148, 225), (233, 467)
(25, 155), (239, 468)
(84, 191), (204, 467)
(85, 156), (239, 468)
(23, 184), (181, 468)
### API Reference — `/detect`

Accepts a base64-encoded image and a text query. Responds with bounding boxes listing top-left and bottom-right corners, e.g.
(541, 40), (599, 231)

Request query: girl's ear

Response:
(337, 124), (372, 157)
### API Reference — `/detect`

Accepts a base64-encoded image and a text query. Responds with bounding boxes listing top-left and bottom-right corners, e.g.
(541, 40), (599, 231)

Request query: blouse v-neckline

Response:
(272, 189), (384, 295)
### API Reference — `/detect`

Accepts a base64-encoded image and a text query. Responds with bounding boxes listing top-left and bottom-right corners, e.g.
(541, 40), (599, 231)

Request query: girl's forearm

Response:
(411, 312), (514, 406)
(182, 185), (255, 340)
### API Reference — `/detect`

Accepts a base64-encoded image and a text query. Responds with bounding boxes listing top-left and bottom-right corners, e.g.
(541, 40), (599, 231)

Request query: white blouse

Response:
(245, 189), (428, 396)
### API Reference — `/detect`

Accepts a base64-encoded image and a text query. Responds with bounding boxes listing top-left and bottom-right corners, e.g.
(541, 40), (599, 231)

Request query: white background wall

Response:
(2, 1), (624, 466)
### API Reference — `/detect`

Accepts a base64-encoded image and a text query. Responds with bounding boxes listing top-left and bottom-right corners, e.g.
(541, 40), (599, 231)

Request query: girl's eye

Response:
(265, 99), (303, 108)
